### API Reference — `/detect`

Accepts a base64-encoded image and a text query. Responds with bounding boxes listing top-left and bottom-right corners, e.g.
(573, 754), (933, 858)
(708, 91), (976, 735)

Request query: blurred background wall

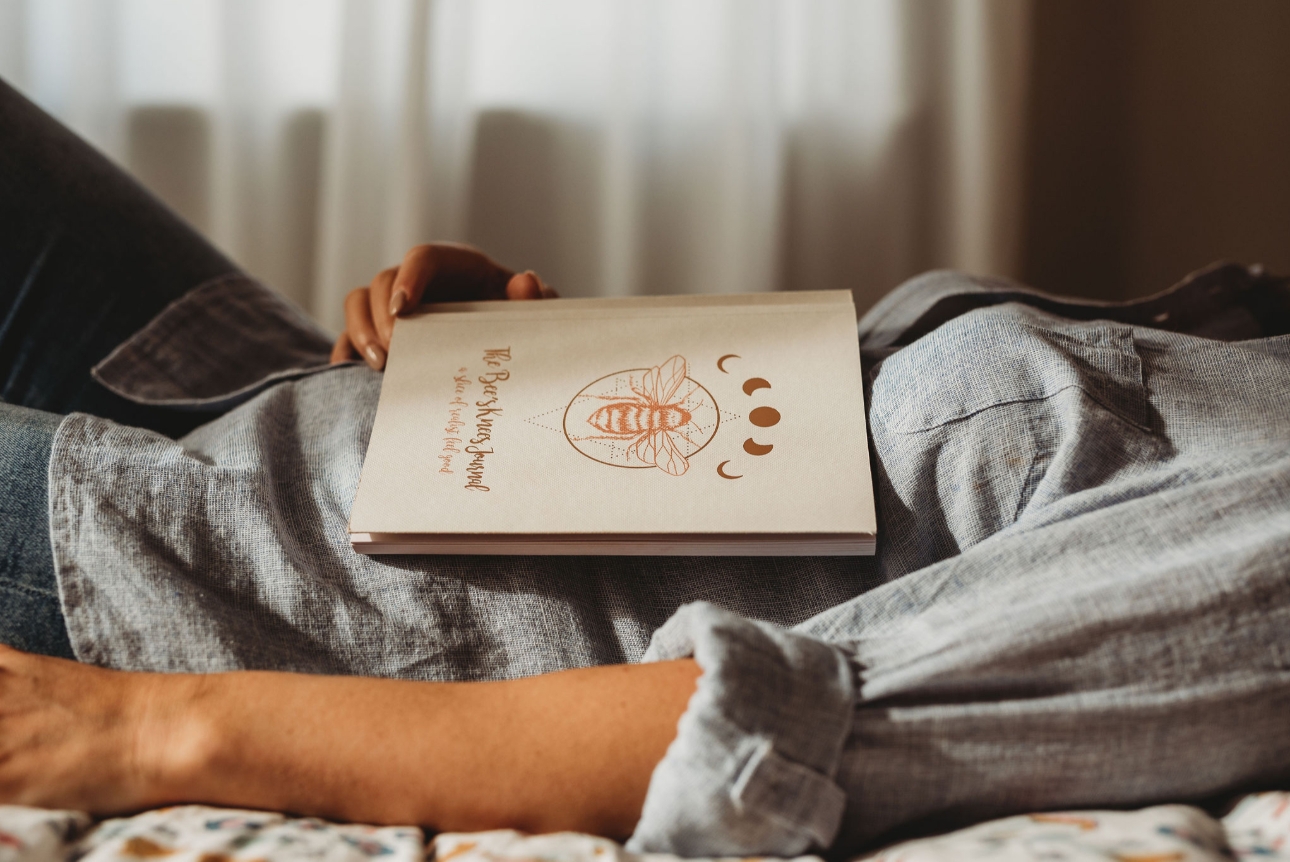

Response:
(1022, 0), (1290, 301)
(0, 0), (1286, 330)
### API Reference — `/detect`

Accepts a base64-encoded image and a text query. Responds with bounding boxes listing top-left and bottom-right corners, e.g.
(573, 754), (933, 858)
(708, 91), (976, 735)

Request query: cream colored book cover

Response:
(349, 292), (875, 555)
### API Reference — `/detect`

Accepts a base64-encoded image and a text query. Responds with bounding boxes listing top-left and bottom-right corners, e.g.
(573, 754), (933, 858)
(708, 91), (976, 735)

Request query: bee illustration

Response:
(579, 355), (705, 476)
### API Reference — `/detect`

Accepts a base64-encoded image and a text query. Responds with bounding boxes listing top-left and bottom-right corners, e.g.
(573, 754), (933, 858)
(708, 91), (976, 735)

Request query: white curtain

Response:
(0, 0), (1031, 332)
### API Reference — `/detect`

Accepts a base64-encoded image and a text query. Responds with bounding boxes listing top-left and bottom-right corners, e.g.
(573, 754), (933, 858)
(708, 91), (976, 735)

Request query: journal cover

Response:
(349, 291), (875, 554)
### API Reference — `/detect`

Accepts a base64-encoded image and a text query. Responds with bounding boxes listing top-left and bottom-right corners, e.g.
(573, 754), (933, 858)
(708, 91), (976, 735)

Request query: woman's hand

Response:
(0, 645), (195, 814)
(331, 243), (556, 370)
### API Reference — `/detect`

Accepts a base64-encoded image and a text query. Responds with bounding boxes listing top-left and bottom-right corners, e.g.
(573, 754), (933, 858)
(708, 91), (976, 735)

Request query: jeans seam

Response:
(0, 578), (60, 600)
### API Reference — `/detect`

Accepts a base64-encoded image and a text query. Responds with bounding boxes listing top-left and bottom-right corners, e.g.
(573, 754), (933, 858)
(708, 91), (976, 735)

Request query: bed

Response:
(3, 793), (1287, 862)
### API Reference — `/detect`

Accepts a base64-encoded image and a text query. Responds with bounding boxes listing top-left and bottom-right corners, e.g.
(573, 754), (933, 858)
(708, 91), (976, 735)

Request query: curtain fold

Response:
(0, 0), (1031, 331)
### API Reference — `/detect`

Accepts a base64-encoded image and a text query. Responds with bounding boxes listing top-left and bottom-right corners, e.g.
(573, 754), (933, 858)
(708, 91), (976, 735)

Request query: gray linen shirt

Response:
(46, 265), (1290, 856)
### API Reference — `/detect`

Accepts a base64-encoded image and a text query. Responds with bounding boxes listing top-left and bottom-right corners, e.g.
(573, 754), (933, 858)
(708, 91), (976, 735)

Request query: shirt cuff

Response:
(626, 602), (855, 857)
(91, 273), (336, 411)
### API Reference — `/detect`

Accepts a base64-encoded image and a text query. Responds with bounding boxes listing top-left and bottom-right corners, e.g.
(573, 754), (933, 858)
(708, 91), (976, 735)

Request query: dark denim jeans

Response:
(0, 402), (65, 655)
(0, 77), (238, 657)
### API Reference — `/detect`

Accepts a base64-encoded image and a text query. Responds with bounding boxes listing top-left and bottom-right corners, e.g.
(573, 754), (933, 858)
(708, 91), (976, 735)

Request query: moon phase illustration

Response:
(705, 364), (779, 477)
(716, 460), (742, 479)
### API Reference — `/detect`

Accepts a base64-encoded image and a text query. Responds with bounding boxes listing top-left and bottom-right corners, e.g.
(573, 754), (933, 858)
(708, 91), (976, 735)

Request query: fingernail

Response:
(365, 344), (386, 369)
(389, 289), (408, 316)
(525, 271), (543, 297)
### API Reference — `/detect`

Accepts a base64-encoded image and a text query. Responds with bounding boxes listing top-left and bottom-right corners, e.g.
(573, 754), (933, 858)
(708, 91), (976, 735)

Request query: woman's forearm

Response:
(147, 659), (700, 838)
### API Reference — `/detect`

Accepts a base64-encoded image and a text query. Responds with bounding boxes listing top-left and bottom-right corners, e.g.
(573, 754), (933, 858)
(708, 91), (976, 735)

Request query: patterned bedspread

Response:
(1, 793), (1286, 862)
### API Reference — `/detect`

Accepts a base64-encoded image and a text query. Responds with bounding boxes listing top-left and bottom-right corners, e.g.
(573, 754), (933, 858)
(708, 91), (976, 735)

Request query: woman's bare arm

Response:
(0, 645), (699, 839)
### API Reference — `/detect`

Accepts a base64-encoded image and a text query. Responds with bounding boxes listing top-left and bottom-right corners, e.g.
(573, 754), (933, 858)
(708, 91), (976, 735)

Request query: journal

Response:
(349, 291), (875, 554)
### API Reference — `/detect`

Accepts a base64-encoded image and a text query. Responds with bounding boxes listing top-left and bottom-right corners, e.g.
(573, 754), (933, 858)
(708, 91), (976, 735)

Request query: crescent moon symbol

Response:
(742, 377), (771, 395)
(716, 460), (743, 479)
(716, 354), (740, 373)
(743, 438), (773, 456)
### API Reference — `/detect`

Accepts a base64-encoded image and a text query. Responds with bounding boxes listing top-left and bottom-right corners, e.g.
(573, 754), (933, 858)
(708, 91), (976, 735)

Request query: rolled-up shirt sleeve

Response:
(627, 602), (855, 857)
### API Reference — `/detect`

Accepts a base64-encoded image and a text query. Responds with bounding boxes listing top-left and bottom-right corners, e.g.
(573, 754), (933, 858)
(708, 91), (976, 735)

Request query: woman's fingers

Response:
(342, 245), (557, 375)
(506, 271), (542, 300)
(330, 331), (357, 364)
(367, 267), (400, 348)
(0, 645), (183, 814)
(390, 244), (513, 313)
(506, 270), (559, 301)
(350, 263), (554, 369)
(536, 270), (558, 298)
(344, 287), (386, 370)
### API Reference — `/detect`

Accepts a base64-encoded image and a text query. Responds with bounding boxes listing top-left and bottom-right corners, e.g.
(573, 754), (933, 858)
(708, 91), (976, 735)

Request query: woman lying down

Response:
(1, 78), (1288, 859)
